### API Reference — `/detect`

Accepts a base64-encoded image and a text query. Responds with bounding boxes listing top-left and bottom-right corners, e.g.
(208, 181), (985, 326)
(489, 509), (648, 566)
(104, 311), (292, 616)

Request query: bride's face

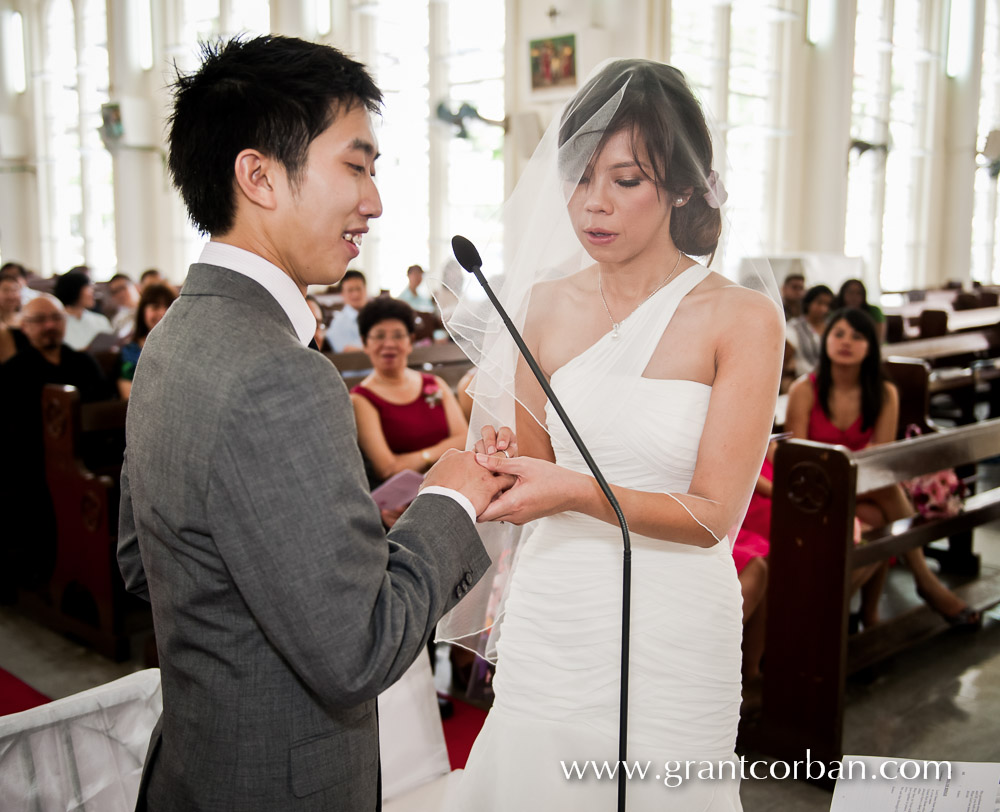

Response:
(566, 129), (674, 264)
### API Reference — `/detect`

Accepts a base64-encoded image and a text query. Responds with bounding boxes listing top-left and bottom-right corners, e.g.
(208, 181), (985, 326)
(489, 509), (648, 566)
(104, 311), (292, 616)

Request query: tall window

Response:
(972, 0), (1000, 283)
(367, 0), (431, 292)
(40, 0), (83, 275)
(38, 0), (116, 278)
(670, 1), (788, 274)
(442, 1), (505, 277)
(363, 0), (505, 294)
(845, 0), (938, 291)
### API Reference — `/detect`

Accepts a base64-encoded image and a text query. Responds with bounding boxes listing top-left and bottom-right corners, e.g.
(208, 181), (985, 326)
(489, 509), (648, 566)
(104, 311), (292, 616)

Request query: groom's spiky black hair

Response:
(167, 35), (382, 236)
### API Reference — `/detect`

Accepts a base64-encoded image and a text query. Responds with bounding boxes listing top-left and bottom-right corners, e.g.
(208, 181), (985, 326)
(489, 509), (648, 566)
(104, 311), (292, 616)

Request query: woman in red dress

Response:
(350, 298), (468, 516)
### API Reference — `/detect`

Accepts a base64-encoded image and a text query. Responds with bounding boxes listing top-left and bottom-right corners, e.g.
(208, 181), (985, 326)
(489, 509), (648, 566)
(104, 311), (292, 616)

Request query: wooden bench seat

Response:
(746, 419), (1000, 770)
(21, 385), (150, 660)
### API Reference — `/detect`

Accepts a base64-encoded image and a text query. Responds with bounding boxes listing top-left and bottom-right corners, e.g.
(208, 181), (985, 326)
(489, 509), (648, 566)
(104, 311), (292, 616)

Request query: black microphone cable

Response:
(452, 235), (632, 812)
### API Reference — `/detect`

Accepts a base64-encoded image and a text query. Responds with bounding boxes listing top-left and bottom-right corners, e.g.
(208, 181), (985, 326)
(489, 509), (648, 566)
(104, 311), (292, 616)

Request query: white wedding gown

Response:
(448, 265), (744, 811)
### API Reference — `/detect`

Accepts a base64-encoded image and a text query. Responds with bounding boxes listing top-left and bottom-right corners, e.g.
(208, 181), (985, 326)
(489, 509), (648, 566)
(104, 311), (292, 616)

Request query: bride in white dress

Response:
(438, 60), (783, 811)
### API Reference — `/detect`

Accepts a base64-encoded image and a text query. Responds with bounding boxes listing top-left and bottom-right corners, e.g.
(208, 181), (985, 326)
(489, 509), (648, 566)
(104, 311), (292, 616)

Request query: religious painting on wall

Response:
(529, 34), (577, 91)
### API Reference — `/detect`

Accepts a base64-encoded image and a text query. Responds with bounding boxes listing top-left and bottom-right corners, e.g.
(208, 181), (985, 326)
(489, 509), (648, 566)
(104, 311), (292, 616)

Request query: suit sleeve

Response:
(117, 451), (150, 601)
(207, 350), (490, 707)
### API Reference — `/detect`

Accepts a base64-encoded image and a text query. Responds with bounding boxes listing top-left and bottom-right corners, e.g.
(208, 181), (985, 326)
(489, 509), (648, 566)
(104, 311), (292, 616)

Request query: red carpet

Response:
(440, 694), (488, 770)
(0, 667), (50, 716)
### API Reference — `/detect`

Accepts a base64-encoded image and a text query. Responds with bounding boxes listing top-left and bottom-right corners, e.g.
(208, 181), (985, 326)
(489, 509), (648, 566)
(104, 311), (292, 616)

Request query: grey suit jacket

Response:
(118, 263), (490, 811)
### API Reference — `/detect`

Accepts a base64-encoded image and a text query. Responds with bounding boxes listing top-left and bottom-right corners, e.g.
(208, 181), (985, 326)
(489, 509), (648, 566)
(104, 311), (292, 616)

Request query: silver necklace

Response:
(598, 250), (683, 339)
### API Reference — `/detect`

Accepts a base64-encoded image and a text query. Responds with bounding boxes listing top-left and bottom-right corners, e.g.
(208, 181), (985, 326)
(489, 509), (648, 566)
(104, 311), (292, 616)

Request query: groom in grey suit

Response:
(118, 37), (506, 811)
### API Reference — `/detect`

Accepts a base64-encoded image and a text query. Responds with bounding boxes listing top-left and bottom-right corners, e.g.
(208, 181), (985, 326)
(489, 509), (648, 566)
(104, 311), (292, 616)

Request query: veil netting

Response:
(430, 58), (783, 666)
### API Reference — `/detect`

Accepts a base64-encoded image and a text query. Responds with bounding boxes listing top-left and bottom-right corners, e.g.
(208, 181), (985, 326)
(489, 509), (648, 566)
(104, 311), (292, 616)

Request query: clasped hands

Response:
(421, 425), (588, 524)
(471, 425), (589, 524)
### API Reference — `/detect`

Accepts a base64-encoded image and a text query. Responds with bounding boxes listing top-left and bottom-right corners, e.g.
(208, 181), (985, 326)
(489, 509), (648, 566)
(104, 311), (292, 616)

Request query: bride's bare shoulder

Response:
(528, 267), (594, 312)
(695, 271), (784, 334)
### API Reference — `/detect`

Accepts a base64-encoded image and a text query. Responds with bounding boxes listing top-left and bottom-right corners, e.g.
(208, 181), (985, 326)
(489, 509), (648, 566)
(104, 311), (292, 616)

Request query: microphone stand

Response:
(452, 236), (632, 812)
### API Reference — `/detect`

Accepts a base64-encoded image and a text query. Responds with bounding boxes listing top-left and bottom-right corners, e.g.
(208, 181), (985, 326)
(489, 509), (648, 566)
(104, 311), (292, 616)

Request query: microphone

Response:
(452, 234), (633, 812)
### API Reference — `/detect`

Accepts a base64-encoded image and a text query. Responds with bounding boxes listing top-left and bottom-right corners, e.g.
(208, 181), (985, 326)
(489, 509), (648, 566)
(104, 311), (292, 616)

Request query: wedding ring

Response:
(501, 449), (511, 458)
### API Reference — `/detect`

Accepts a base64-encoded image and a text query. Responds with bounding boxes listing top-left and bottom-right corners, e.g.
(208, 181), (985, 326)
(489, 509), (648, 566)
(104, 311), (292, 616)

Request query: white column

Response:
(798, 0), (857, 252)
(938, 0), (986, 286)
(0, 1), (40, 269)
(269, 0), (309, 38)
(106, 0), (170, 279)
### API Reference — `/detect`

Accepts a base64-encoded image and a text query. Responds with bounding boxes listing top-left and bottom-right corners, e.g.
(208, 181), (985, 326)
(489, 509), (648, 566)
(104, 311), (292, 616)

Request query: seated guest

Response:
(0, 261), (40, 307)
(785, 307), (980, 628)
(785, 283), (833, 377)
(833, 278), (885, 342)
(305, 295), (331, 351)
(0, 295), (113, 594)
(732, 445), (774, 680)
(456, 366), (476, 422)
(107, 273), (141, 336)
(53, 271), (113, 350)
(349, 297), (468, 492)
(2, 295), (112, 404)
(118, 283), (177, 399)
(397, 264), (435, 311)
(329, 269), (368, 352)
(781, 272), (805, 320)
(1, 273), (22, 328)
(139, 268), (165, 290)
(0, 275), (28, 362)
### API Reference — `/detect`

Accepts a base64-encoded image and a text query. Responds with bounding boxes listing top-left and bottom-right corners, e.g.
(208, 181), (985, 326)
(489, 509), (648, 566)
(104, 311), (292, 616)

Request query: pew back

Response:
(754, 422), (1000, 769)
(30, 385), (145, 660)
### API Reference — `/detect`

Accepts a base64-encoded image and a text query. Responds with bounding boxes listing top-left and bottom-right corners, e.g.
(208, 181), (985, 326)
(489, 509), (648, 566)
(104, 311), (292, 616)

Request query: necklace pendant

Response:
(611, 323), (620, 339)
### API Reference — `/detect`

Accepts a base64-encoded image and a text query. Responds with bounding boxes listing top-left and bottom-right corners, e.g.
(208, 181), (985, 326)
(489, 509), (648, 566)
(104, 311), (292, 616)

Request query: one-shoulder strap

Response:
(604, 263), (710, 378)
(549, 263), (710, 439)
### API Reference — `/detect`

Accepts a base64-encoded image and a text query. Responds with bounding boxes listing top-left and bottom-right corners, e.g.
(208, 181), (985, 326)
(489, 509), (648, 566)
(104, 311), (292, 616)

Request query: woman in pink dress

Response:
(785, 307), (980, 628)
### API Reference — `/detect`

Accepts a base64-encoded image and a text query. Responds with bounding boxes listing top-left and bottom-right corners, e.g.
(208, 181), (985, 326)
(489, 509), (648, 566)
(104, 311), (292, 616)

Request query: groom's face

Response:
(272, 103), (383, 290)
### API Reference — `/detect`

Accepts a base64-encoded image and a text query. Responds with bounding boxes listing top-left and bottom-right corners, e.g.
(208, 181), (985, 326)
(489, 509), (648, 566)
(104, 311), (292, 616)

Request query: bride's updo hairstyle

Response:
(557, 59), (721, 260)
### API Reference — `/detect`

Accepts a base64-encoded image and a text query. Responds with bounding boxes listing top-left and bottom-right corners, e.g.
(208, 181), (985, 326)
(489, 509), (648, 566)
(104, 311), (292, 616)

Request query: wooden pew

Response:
(749, 421), (1000, 770)
(324, 342), (473, 392)
(884, 327), (1000, 423)
(22, 385), (149, 660)
(884, 326), (1000, 361)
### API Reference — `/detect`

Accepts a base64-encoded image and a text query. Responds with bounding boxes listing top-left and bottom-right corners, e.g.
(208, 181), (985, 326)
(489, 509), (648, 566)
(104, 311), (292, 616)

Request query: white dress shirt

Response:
(328, 304), (362, 352)
(198, 242), (476, 521)
(63, 309), (113, 350)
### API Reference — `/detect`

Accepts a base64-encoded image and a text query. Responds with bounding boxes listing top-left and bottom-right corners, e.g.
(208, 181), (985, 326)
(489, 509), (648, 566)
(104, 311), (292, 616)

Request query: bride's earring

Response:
(673, 196), (686, 206)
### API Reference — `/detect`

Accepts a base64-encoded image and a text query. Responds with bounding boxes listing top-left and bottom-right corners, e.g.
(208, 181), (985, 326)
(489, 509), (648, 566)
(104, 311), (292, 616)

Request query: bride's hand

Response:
(474, 425), (518, 458)
(473, 453), (589, 524)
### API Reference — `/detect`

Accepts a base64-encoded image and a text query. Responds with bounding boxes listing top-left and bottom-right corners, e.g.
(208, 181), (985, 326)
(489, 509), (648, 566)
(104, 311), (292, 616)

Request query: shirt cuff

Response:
(419, 486), (477, 524)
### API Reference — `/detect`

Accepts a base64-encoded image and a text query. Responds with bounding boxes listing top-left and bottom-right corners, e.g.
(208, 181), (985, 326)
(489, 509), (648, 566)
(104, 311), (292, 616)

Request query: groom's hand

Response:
(422, 450), (516, 517)
(473, 454), (592, 525)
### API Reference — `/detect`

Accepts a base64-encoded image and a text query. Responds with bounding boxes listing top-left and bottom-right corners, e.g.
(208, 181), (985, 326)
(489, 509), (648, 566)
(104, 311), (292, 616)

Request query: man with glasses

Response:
(3, 295), (110, 400)
(0, 295), (112, 599)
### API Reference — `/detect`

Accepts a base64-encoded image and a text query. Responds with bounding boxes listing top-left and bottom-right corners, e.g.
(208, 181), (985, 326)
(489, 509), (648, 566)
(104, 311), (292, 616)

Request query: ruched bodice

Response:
(548, 375), (711, 491)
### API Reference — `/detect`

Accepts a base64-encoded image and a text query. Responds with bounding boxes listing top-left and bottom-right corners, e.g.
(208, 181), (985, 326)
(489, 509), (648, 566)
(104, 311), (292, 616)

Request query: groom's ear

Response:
(233, 149), (281, 212)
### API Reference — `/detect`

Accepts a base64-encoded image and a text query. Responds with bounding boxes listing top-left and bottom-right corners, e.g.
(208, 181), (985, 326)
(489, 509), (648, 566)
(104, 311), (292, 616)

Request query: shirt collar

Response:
(198, 242), (315, 346)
